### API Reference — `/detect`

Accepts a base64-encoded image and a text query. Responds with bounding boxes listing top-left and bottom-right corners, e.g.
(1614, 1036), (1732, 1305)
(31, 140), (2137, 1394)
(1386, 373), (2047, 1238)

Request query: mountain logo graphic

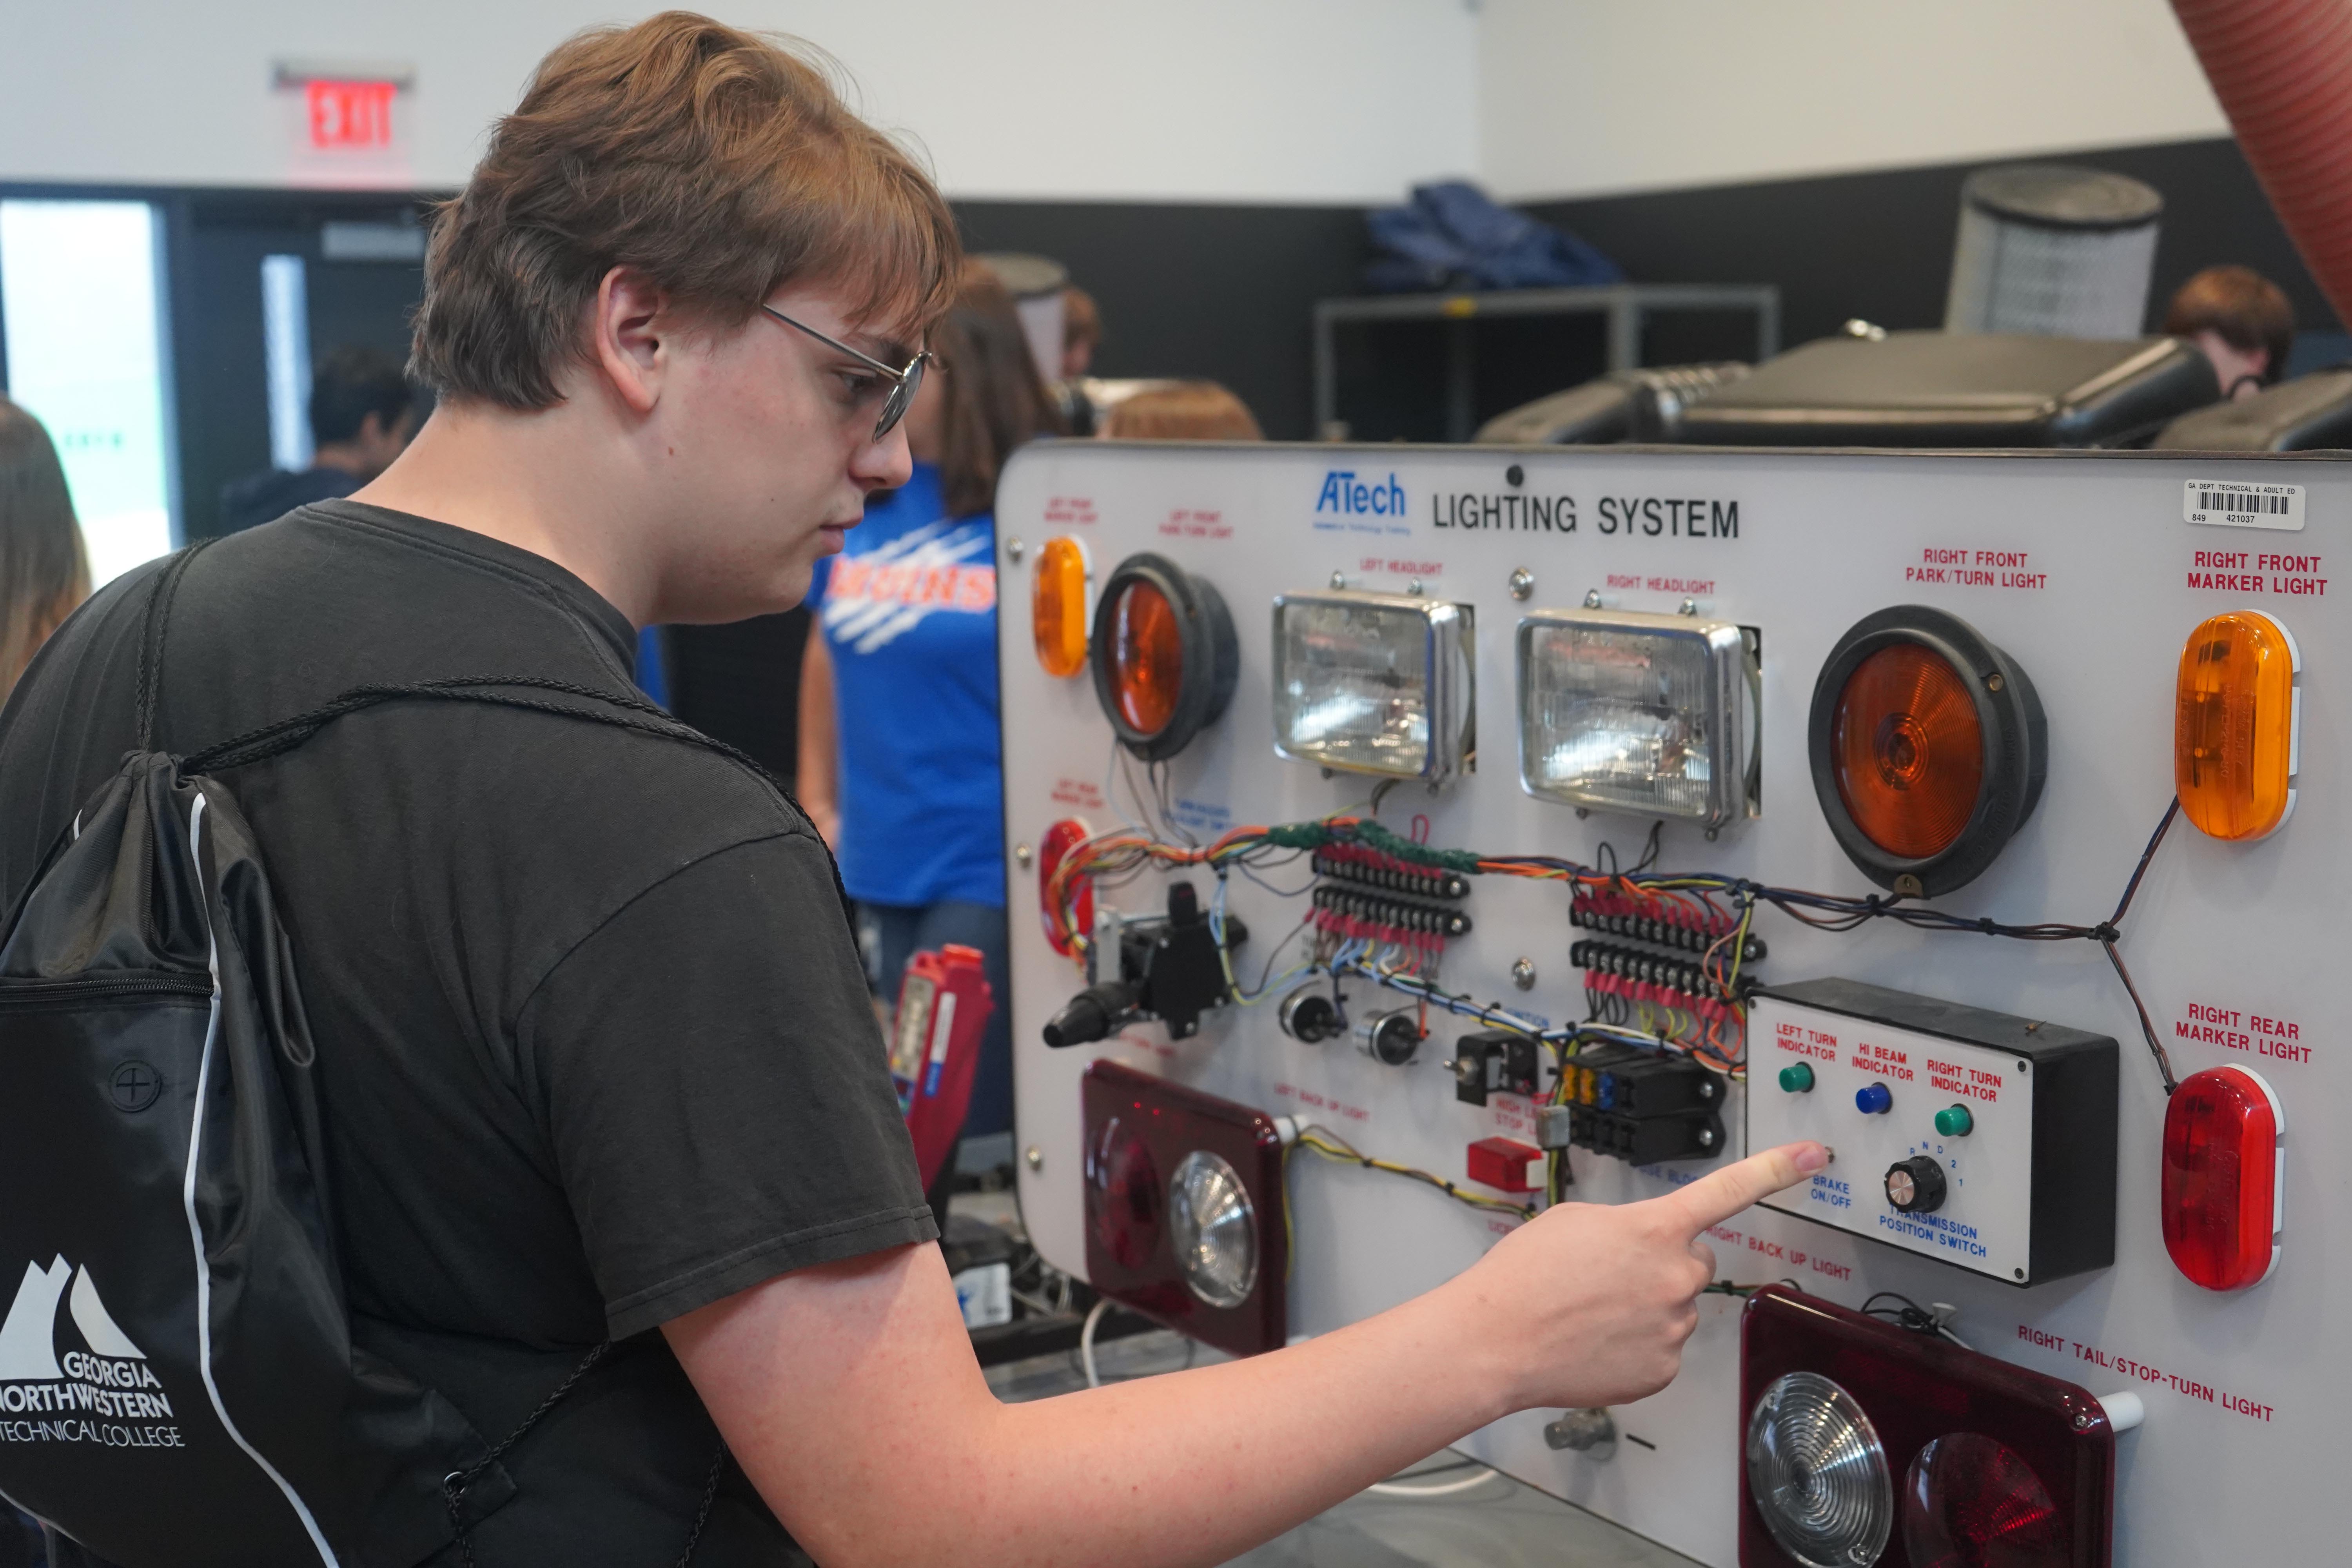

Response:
(0, 1257), (147, 1382)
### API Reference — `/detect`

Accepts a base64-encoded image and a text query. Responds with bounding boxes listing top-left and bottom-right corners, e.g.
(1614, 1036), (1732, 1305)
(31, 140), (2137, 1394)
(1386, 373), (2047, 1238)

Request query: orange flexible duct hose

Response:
(2172, 0), (2352, 329)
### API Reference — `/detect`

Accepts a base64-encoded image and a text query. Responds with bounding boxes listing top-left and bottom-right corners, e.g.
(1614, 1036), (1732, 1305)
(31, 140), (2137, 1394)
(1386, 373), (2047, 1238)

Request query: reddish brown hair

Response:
(934, 261), (1062, 519)
(2163, 265), (2295, 385)
(410, 11), (960, 409)
(0, 398), (88, 697)
(1102, 380), (1263, 441)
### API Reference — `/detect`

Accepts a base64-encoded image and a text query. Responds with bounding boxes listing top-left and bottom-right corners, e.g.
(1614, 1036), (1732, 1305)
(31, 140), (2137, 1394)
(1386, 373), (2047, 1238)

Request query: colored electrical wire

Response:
(1042, 796), (2188, 1095)
(1285, 1125), (1537, 1224)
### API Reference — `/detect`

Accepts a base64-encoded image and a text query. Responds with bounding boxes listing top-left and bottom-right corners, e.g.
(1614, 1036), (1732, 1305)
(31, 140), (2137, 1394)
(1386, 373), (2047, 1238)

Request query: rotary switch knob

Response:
(1884, 1156), (1948, 1214)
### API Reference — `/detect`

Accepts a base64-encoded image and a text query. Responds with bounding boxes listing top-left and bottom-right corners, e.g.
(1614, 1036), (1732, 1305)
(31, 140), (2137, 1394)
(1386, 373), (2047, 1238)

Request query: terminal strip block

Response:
(1536, 1043), (1726, 1163)
(1310, 846), (1470, 902)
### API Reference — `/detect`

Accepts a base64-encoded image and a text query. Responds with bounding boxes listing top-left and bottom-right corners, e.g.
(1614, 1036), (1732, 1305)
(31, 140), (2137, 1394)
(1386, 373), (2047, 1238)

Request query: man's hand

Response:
(1448, 1142), (1829, 1413)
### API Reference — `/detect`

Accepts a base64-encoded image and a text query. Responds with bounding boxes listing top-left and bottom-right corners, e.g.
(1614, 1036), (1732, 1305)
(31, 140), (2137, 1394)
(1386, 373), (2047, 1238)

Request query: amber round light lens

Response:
(1032, 536), (1090, 679)
(1111, 580), (1184, 737)
(1832, 642), (1985, 859)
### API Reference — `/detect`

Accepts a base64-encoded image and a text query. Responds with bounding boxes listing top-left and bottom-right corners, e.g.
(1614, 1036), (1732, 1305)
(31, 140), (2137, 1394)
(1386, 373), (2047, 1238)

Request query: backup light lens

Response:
(1272, 591), (1474, 781)
(1518, 609), (1752, 827)
(1167, 1150), (1258, 1308)
(1032, 535), (1092, 678)
(1808, 606), (2046, 897)
(2161, 1064), (2283, 1291)
(1090, 553), (1239, 762)
(2175, 610), (2299, 841)
(1747, 1371), (1893, 1568)
(1904, 1432), (2067, 1568)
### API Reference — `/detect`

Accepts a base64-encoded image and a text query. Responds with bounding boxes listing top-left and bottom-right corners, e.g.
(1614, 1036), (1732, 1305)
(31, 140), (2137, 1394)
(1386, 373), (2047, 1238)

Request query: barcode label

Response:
(2185, 479), (2305, 531)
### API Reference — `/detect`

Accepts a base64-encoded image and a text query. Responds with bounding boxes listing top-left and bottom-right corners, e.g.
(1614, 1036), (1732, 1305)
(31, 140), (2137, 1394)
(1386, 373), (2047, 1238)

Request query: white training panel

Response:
(996, 441), (2346, 1566)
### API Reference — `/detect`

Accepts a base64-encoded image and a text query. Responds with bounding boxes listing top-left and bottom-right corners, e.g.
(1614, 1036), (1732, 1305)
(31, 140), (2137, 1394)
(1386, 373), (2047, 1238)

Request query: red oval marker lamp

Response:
(2161, 1065), (2284, 1292)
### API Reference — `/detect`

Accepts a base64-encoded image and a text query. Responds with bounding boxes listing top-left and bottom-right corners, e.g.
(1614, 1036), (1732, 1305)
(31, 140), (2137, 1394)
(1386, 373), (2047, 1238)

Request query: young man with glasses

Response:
(0, 14), (1818, 1564)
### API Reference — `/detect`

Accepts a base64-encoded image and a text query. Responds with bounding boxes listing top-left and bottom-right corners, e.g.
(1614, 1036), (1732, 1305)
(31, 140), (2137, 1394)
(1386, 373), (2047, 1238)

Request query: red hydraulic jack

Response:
(889, 945), (997, 1191)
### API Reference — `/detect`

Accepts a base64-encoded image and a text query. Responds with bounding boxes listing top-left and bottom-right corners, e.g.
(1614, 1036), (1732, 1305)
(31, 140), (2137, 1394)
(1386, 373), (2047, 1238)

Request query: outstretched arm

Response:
(666, 1140), (1827, 1568)
(794, 618), (840, 847)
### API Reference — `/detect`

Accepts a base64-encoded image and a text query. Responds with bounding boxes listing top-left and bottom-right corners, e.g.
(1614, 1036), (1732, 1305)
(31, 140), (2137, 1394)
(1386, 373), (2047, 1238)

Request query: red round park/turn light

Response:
(2161, 1065), (2284, 1292)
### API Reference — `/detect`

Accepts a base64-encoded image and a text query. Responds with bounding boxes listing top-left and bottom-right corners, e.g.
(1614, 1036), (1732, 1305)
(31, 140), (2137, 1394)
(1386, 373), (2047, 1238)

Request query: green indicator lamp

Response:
(1934, 1103), (1975, 1138)
(1778, 1063), (1815, 1094)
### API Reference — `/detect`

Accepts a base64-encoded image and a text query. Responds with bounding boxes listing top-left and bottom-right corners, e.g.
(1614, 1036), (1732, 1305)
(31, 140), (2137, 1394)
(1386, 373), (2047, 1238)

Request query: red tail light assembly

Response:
(1081, 1059), (1288, 1357)
(1742, 1286), (2129, 1568)
(2161, 1065), (2284, 1291)
(1808, 606), (2046, 897)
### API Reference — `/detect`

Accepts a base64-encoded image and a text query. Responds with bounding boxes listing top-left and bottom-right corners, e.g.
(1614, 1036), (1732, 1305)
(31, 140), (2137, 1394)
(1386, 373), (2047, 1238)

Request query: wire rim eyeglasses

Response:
(760, 305), (931, 441)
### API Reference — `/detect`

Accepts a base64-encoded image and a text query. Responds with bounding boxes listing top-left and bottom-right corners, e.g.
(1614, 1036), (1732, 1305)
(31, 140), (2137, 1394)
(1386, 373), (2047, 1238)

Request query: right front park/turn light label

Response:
(1808, 605), (2046, 897)
(1746, 978), (2117, 1288)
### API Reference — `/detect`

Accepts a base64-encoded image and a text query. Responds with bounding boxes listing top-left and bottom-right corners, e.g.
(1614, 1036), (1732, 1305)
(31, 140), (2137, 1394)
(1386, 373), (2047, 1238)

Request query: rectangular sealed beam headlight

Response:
(1518, 608), (1751, 828)
(1271, 591), (1474, 782)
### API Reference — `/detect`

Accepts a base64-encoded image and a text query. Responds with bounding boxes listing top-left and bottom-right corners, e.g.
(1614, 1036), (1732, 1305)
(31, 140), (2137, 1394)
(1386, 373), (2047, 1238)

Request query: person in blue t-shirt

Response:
(798, 261), (1060, 1163)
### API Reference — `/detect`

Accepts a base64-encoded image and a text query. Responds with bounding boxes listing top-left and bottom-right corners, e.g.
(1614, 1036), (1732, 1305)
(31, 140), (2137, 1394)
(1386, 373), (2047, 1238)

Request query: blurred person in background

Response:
(219, 344), (419, 532)
(2164, 265), (2294, 401)
(0, 396), (89, 703)
(1102, 377), (1263, 439)
(1060, 284), (1100, 380)
(797, 259), (1060, 1183)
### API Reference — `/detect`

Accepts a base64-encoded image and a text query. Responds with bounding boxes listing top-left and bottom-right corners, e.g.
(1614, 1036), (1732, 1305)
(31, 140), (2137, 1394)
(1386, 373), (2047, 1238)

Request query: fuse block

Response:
(1549, 1044), (1726, 1163)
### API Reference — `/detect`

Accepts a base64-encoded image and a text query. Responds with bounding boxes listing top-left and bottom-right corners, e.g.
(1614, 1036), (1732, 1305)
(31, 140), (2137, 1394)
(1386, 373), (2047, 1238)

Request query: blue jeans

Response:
(855, 900), (1013, 1144)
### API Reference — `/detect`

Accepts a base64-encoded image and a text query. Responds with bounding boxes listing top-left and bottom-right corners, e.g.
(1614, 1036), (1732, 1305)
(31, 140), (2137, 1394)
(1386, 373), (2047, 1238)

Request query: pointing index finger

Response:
(1661, 1143), (1828, 1237)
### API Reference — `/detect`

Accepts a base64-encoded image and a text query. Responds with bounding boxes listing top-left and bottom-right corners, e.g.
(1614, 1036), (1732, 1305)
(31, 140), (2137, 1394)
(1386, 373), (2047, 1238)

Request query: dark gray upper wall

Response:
(1524, 136), (2336, 356)
(952, 200), (1367, 443)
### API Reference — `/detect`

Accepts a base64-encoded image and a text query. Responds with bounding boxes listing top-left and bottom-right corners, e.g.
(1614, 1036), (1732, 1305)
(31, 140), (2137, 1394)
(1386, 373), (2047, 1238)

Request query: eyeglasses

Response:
(760, 305), (932, 441)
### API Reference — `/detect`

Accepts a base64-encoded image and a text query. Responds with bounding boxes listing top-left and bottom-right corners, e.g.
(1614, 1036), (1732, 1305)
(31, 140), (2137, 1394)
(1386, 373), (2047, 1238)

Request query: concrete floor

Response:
(984, 1327), (1702, 1568)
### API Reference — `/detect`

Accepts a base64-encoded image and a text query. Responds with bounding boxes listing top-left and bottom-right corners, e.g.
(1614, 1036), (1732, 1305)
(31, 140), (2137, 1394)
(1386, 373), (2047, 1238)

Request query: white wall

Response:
(0, 0), (1478, 204)
(1477, 0), (2229, 202)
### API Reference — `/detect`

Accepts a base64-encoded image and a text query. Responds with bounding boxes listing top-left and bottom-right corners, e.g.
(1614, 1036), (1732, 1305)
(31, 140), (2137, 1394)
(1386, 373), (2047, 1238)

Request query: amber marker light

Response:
(2176, 610), (2300, 841)
(1031, 535), (1091, 678)
(1089, 552), (1238, 761)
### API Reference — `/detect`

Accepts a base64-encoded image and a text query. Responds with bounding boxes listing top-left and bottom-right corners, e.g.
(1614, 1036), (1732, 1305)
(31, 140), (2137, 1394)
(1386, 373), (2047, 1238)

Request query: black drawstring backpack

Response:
(0, 546), (757, 1566)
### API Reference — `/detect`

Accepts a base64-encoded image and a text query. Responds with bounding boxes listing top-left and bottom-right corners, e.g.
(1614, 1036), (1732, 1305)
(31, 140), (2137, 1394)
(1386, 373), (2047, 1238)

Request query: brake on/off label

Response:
(2185, 479), (2305, 532)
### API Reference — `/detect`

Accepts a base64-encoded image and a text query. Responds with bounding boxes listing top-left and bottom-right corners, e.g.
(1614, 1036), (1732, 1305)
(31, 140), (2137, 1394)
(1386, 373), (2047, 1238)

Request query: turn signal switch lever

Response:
(1042, 980), (1142, 1049)
(1041, 881), (1248, 1048)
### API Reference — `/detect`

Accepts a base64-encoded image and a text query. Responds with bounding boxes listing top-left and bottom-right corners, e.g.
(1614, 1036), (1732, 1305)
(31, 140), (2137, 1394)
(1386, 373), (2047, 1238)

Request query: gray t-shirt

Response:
(0, 501), (935, 1563)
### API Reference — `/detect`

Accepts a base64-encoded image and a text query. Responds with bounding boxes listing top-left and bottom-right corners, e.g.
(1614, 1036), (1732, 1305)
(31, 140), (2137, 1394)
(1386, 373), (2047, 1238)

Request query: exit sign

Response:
(306, 80), (397, 151)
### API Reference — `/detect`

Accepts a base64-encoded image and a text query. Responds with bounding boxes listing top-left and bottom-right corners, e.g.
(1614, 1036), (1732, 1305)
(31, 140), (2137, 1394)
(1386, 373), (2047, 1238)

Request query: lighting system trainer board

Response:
(996, 442), (2341, 1567)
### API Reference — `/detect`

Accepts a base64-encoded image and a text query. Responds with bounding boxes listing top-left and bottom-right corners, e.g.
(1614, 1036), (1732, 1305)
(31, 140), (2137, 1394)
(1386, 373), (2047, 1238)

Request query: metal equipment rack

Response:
(1312, 283), (1782, 441)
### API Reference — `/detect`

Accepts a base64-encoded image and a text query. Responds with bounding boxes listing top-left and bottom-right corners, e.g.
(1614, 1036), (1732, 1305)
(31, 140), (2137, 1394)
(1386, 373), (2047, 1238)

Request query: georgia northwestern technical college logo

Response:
(0, 1258), (182, 1447)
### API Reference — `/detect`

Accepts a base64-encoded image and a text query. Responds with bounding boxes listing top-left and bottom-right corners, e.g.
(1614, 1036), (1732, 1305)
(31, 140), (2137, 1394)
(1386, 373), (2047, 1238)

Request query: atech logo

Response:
(1315, 470), (1406, 517)
(0, 1257), (180, 1443)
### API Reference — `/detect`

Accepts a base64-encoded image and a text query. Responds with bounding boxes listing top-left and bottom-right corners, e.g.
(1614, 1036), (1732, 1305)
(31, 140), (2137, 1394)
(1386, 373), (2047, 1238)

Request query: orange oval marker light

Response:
(2175, 609), (2299, 840)
(1031, 535), (1091, 678)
